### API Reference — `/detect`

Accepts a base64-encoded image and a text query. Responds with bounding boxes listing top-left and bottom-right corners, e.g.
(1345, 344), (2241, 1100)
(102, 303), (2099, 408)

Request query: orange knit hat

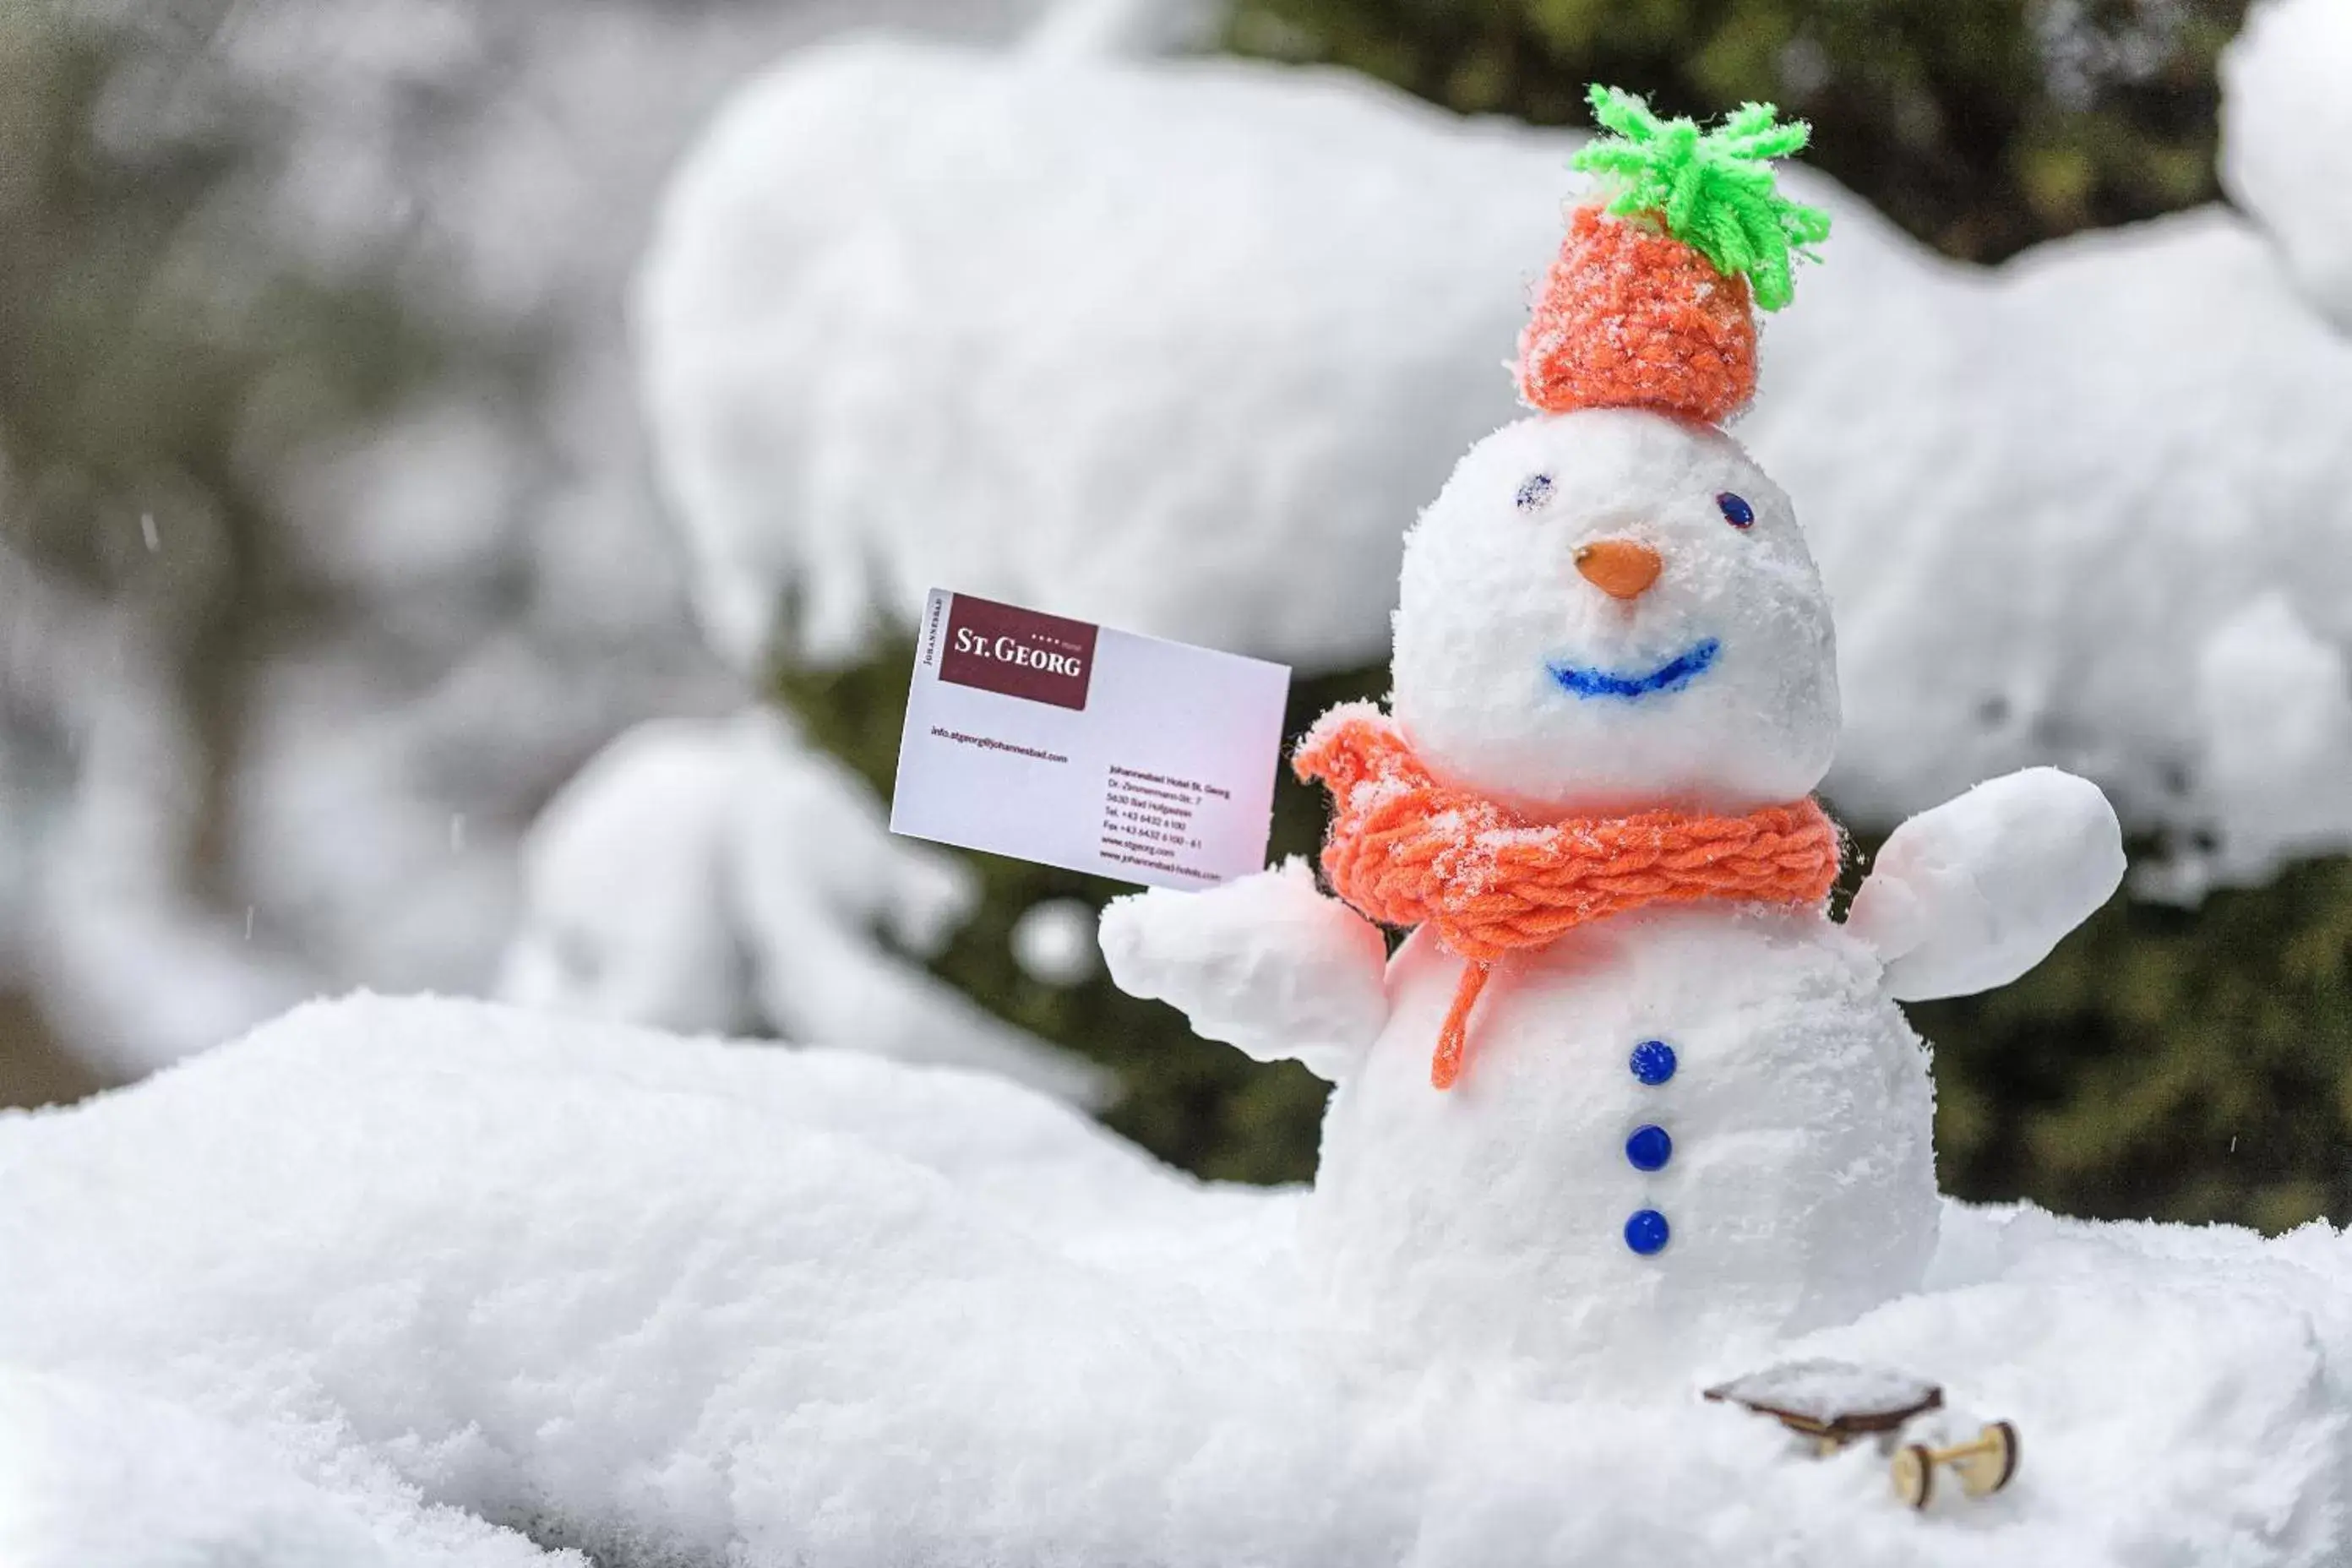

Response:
(1516, 87), (1832, 427)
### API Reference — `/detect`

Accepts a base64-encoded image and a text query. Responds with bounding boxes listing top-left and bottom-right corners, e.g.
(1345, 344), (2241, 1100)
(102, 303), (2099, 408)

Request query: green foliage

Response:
(1916, 854), (2352, 1233)
(1228, 0), (2251, 263)
(1572, 85), (1829, 309)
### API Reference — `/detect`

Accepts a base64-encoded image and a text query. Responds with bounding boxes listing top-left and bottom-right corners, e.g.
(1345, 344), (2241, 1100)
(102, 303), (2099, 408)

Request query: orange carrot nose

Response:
(1574, 538), (1663, 600)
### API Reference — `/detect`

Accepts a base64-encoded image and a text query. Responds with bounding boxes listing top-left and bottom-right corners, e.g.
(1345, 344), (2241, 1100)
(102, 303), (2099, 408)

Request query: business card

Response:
(890, 590), (1292, 890)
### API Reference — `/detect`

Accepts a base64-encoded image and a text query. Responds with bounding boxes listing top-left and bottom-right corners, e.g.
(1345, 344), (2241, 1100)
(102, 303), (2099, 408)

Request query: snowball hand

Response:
(1100, 858), (1389, 1081)
(1848, 767), (2126, 1001)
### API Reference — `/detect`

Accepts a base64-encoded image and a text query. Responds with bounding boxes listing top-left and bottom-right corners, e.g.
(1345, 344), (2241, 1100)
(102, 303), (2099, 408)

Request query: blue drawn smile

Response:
(1547, 638), (1721, 701)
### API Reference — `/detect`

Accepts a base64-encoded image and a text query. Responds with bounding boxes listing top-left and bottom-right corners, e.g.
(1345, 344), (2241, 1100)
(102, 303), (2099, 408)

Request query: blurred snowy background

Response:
(3, 0), (2346, 1228)
(0, 0), (1062, 1087)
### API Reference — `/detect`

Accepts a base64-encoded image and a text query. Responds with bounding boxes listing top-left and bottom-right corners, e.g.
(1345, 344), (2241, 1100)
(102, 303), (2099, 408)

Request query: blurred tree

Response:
(1226, 0), (2248, 261)
(0, 0), (764, 1088)
(0, 8), (446, 761)
(0, 4), (446, 1093)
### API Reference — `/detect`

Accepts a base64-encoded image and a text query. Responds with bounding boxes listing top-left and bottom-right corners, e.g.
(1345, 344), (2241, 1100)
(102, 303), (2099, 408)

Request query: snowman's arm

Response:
(1099, 858), (1389, 1081)
(1847, 767), (2126, 1002)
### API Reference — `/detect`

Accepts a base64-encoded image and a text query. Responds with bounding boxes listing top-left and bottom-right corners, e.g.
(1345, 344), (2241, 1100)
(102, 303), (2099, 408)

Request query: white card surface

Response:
(890, 589), (1292, 890)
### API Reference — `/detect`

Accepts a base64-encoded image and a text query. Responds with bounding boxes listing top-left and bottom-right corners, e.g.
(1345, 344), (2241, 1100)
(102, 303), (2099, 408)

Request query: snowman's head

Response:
(1390, 407), (1838, 817)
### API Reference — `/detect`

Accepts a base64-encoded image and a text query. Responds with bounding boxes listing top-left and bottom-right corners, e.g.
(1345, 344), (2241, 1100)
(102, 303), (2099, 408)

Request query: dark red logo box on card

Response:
(938, 593), (1099, 711)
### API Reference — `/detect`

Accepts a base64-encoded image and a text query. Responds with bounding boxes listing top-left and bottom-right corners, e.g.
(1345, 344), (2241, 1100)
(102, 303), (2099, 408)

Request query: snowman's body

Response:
(1102, 398), (2121, 1391)
(1310, 907), (1936, 1389)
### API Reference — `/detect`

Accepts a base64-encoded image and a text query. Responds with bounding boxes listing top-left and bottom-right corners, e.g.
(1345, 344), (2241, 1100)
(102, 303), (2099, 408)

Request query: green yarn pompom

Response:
(1569, 84), (1832, 313)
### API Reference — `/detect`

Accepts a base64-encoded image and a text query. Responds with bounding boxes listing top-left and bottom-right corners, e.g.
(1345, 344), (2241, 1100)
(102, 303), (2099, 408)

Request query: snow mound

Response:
(0, 1365), (569, 1568)
(2223, 0), (2352, 328)
(496, 710), (1111, 1105)
(5, 994), (2351, 1565)
(639, 35), (2352, 890)
(1102, 856), (1387, 1078)
(638, 39), (1554, 672)
(1023, 0), (1222, 61)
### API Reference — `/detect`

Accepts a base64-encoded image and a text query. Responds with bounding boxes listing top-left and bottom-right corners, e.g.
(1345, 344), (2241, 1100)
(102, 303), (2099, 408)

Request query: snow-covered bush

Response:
(638, 30), (2352, 890)
(2223, 0), (2352, 329)
(596, 1), (2352, 1227)
(498, 711), (1108, 1103)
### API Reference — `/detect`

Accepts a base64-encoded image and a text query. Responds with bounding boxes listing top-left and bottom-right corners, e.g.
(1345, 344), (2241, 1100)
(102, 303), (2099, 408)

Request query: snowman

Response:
(1101, 89), (2125, 1393)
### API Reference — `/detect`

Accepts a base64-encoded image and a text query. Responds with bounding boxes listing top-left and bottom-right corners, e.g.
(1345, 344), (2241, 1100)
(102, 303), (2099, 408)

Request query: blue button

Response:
(1629, 1040), (1677, 1085)
(1624, 1209), (1670, 1255)
(1625, 1124), (1672, 1172)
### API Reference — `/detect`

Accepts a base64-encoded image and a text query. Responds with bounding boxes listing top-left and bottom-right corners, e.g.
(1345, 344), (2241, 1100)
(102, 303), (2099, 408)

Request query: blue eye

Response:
(1516, 473), (1554, 509)
(1716, 492), (1755, 529)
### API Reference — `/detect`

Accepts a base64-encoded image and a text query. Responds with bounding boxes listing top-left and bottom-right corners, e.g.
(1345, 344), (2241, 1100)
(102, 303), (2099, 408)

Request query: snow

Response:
(636, 39), (1548, 671)
(1703, 1358), (1941, 1426)
(2223, 0), (2352, 328)
(1756, 206), (2352, 900)
(0, 545), (314, 1075)
(1098, 404), (2118, 1392)
(495, 715), (762, 1037)
(1101, 856), (1387, 1078)
(1389, 411), (1838, 817)
(0, 1366), (569, 1568)
(640, 25), (2352, 889)
(1848, 767), (2126, 1002)
(2191, 594), (2352, 883)
(498, 710), (1110, 1104)
(1009, 896), (1102, 986)
(1304, 901), (1944, 1391)
(4, 993), (2352, 1565)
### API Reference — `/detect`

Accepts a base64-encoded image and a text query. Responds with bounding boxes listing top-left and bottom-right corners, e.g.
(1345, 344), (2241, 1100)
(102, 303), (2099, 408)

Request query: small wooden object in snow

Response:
(1702, 1358), (2018, 1509)
(1889, 1422), (2021, 1510)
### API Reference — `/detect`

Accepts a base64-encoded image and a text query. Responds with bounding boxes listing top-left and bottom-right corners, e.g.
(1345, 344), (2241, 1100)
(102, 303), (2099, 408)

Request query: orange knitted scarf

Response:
(1293, 705), (1842, 1089)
